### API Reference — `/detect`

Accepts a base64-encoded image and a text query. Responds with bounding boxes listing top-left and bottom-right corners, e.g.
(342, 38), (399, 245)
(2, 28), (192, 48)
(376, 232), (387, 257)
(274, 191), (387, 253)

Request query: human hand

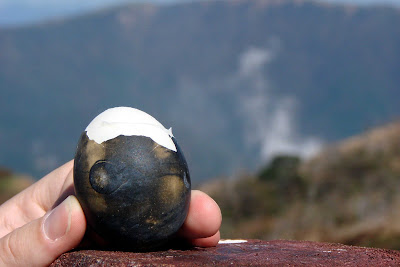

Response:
(0, 160), (222, 266)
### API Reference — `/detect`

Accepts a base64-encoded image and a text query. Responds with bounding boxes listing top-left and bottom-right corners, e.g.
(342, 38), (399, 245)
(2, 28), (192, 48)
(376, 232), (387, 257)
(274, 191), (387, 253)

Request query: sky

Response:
(0, 0), (399, 26)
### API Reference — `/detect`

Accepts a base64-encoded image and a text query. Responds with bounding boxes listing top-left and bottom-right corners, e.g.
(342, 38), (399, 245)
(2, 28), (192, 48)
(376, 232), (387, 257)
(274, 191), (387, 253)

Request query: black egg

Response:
(73, 132), (191, 250)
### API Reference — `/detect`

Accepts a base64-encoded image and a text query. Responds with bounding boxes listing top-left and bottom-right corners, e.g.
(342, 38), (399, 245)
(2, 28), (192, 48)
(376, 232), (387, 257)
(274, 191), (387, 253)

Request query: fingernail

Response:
(43, 196), (76, 241)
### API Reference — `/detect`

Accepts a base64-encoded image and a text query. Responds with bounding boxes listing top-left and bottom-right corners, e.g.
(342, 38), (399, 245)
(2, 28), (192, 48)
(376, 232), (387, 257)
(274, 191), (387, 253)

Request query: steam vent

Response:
(51, 239), (400, 266)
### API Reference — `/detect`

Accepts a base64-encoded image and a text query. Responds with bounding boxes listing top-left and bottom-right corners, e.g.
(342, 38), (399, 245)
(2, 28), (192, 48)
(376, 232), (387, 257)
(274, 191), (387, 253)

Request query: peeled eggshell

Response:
(85, 107), (176, 151)
(73, 107), (191, 250)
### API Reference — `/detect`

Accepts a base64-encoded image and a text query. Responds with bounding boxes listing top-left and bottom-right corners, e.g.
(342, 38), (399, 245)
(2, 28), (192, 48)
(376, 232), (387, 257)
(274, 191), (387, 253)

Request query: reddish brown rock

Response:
(51, 239), (400, 266)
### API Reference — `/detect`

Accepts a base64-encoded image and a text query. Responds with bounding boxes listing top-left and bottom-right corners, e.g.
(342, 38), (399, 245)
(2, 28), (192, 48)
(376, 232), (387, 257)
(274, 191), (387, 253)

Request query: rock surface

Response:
(51, 239), (400, 266)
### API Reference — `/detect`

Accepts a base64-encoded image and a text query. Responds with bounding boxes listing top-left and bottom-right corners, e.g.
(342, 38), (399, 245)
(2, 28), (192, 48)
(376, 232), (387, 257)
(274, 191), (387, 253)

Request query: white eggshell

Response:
(85, 107), (177, 152)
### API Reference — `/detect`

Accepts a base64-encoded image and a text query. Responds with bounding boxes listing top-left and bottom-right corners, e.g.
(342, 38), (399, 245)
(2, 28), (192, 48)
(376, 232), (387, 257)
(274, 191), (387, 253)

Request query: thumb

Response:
(0, 195), (86, 267)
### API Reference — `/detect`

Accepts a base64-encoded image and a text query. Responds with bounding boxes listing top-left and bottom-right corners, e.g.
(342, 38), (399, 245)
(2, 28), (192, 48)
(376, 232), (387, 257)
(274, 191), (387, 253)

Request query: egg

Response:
(73, 107), (191, 250)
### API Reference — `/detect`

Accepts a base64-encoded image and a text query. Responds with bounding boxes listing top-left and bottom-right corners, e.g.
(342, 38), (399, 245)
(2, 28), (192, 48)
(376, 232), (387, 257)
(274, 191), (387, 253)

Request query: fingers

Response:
(0, 196), (86, 267)
(29, 160), (75, 211)
(178, 190), (222, 246)
(190, 231), (220, 247)
(0, 161), (74, 237)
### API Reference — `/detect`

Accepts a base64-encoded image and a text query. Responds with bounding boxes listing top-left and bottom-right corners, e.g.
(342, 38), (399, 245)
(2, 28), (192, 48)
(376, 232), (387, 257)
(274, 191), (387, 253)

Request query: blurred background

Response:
(1, 0), (400, 249)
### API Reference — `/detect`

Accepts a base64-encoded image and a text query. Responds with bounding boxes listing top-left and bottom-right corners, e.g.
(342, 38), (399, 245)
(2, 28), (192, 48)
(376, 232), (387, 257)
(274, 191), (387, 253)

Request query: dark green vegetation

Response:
(201, 122), (400, 250)
(1, 0), (400, 180)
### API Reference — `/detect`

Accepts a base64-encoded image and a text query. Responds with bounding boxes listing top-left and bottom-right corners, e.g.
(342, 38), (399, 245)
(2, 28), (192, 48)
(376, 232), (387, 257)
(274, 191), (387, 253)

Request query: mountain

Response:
(1, 0), (400, 180)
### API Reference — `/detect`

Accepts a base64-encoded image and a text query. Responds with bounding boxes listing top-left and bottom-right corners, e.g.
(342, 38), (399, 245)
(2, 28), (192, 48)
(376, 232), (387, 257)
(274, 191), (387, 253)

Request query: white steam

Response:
(259, 97), (322, 160)
(236, 45), (322, 162)
(239, 47), (273, 77)
(170, 39), (323, 173)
